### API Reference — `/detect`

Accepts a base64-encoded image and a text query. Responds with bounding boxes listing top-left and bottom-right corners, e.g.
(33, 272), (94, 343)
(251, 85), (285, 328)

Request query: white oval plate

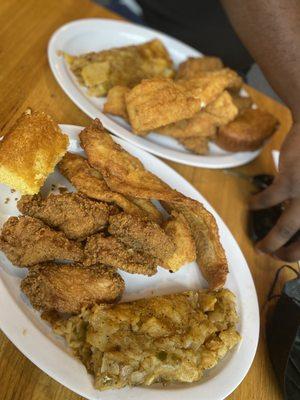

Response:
(0, 125), (259, 400)
(48, 19), (261, 169)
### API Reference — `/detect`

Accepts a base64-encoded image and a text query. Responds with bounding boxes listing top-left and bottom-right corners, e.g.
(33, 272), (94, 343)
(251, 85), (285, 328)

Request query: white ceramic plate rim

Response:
(0, 125), (259, 400)
(47, 18), (261, 169)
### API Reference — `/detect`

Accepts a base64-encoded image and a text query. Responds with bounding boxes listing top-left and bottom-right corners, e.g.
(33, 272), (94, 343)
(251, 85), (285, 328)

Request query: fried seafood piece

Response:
(230, 93), (253, 113)
(21, 263), (124, 313)
(126, 197), (163, 224)
(64, 39), (174, 96)
(79, 119), (182, 201)
(176, 56), (224, 80)
(17, 193), (111, 240)
(163, 198), (228, 290)
(108, 212), (175, 262)
(103, 86), (130, 119)
(162, 212), (196, 271)
(205, 90), (239, 126)
(0, 216), (83, 267)
(216, 108), (278, 152)
(58, 153), (161, 220)
(125, 78), (201, 133)
(50, 288), (240, 390)
(84, 234), (157, 276)
(178, 136), (210, 155)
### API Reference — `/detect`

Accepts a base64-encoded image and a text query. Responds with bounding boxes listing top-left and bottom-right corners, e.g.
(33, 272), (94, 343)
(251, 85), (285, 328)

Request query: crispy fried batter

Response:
(126, 197), (163, 224)
(64, 39), (174, 96)
(179, 136), (210, 155)
(108, 212), (175, 262)
(162, 212), (196, 271)
(50, 288), (240, 389)
(84, 234), (157, 276)
(58, 153), (161, 220)
(163, 198), (228, 290)
(79, 119), (182, 201)
(205, 91), (238, 125)
(21, 263), (124, 313)
(103, 86), (130, 119)
(125, 78), (201, 133)
(176, 56), (224, 80)
(0, 216), (83, 267)
(230, 93), (253, 113)
(17, 193), (111, 240)
(216, 108), (278, 152)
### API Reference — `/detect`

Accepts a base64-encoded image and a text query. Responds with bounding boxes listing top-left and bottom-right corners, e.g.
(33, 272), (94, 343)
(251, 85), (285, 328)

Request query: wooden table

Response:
(0, 0), (295, 399)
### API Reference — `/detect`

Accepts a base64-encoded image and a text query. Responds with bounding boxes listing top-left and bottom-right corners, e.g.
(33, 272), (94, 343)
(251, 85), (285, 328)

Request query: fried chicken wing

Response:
(103, 86), (130, 119)
(0, 216), (83, 267)
(163, 198), (228, 290)
(84, 234), (157, 276)
(58, 153), (162, 220)
(176, 56), (224, 80)
(17, 193), (111, 240)
(108, 212), (175, 262)
(21, 263), (124, 313)
(79, 119), (182, 201)
(162, 212), (196, 271)
(64, 39), (174, 96)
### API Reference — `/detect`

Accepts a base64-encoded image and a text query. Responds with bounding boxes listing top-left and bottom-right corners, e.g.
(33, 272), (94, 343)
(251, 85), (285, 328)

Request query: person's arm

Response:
(221, 0), (300, 261)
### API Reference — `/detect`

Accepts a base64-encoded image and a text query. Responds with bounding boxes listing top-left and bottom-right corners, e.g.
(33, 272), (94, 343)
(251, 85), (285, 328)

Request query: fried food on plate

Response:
(162, 211), (196, 271)
(126, 197), (163, 224)
(0, 109), (68, 194)
(176, 56), (224, 80)
(0, 216), (83, 267)
(230, 92), (253, 113)
(17, 193), (111, 241)
(103, 86), (130, 119)
(50, 288), (240, 390)
(58, 153), (161, 221)
(108, 212), (175, 262)
(216, 108), (278, 152)
(84, 234), (157, 276)
(163, 198), (228, 290)
(179, 136), (210, 155)
(64, 39), (174, 96)
(205, 90), (238, 126)
(21, 263), (124, 313)
(125, 78), (201, 133)
(79, 119), (182, 201)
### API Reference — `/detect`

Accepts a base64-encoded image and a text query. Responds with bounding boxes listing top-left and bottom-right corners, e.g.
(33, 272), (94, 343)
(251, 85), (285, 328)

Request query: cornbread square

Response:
(0, 110), (69, 194)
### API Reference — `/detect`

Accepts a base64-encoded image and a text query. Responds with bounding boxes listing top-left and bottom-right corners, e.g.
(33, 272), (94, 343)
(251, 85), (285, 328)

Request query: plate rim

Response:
(47, 18), (261, 169)
(0, 124), (260, 400)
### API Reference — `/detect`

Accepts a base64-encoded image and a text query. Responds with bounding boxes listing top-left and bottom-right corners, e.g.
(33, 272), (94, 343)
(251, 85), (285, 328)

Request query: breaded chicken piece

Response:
(17, 193), (111, 241)
(108, 212), (175, 262)
(162, 212), (196, 271)
(216, 108), (278, 152)
(64, 39), (174, 96)
(79, 120), (182, 201)
(125, 78), (201, 133)
(163, 198), (228, 290)
(50, 288), (240, 390)
(176, 56), (224, 80)
(0, 216), (83, 267)
(103, 86), (130, 119)
(84, 234), (157, 276)
(21, 263), (124, 313)
(58, 153), (161, 221)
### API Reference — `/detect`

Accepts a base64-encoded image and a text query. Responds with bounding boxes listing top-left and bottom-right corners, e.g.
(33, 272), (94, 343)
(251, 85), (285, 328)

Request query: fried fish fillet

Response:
(84, 234), (157, 276)
(163, 198), (228, 290)
(58, 153), (162, 221)
(179, 136), (210, 155)
(0, 216), (83, 267)
(126, 197), (163, 224)
(162, 211), (196, 271)
(21, 263), (124, 313)
(64, 39), (174, 96)
(50, 288), (240, 390)
(230, 93), (253, 113)
(103, 86), (130, 119)
(216, 108), (278, 152)
(176, 56), (224, 80)
(205, 90), (239, 126)
(79, 119), (182, 201)
(17, 193), (111, 240)
(108, 212), (175, 262)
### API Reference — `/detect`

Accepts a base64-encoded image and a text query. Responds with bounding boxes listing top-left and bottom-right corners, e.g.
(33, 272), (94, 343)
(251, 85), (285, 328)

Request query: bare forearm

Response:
(221, 0), (300, 120)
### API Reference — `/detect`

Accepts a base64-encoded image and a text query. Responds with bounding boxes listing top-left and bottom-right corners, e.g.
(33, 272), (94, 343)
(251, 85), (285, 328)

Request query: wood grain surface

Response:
(0, 1), (295, 399)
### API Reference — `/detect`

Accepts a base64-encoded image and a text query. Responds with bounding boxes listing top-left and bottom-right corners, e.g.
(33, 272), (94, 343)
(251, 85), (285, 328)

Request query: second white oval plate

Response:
(48, 18), (261, 169)
(0, 125), (259, 400)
